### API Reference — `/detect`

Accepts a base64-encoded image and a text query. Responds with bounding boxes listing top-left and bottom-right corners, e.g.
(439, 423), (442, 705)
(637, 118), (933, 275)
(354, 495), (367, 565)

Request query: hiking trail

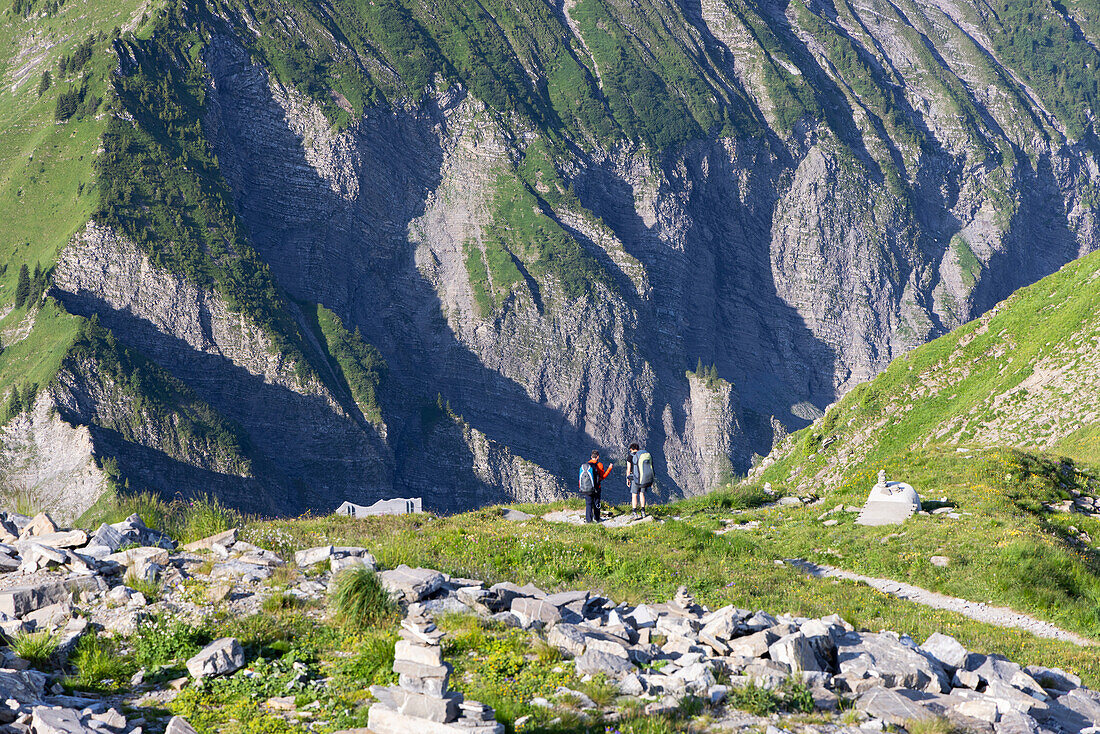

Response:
(787, 559), (1097, 647)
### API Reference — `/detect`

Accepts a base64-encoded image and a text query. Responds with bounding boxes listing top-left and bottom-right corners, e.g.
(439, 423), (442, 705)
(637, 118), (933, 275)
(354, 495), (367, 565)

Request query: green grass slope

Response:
(700, 250), (1100, 648)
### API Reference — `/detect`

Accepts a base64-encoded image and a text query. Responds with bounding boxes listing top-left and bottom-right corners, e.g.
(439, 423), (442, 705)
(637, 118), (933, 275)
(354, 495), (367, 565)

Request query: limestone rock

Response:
(20, 514), (59, 539)
(186, 638), (245, 679)
(379, 566), (445, 602)
(575, 650), (633, 677)
(837, 632), (950, 693)
(509, 597), (561, 628)
(165, 716), (199, 734)
(855, 688), (937, 726)
(920, 632), (968, 673)
(30, 707), (89, 734)
(183, 529), (239, 553)
(768, 632), (823, 673)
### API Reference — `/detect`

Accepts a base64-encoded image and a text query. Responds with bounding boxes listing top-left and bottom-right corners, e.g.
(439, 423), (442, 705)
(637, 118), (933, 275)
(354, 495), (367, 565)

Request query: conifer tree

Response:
(6, 385), (21, 419)
(14, 265), (30, 308)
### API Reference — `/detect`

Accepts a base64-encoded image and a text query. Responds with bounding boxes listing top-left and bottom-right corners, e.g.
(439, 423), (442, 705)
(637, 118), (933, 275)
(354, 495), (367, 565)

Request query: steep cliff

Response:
(0, 0), (1098, 515)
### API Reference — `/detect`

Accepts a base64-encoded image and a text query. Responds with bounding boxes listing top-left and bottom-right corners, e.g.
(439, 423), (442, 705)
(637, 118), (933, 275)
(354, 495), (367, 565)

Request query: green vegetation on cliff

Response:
(308, 305), (387, 423)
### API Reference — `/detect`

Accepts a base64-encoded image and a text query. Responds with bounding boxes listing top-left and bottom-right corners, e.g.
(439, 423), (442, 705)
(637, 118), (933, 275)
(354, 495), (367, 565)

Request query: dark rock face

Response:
(30, 0), (1100, 515)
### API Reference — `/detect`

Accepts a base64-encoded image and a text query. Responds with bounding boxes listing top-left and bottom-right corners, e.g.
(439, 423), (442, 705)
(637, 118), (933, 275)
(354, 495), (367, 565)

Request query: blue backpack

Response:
(578, 463), (596, 495)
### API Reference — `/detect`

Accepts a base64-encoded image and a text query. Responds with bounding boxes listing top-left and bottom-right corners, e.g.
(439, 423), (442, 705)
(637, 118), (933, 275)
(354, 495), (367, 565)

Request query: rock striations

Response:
(4, 0), (1100, 515)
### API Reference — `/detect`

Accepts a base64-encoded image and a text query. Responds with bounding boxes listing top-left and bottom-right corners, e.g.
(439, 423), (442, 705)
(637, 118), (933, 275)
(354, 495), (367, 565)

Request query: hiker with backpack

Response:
(579, 450), (613, 523)
(626, 442), (655, 516)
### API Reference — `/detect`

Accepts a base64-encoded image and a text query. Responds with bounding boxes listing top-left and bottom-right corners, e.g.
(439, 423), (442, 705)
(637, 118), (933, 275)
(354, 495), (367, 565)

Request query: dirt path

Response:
(787, 559), (1097, 647)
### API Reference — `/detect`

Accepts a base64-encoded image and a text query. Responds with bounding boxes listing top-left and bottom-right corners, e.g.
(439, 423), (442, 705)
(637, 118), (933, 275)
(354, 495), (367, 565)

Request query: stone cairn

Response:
(368, 603), (504, 733)
(673, 585), (695, 612)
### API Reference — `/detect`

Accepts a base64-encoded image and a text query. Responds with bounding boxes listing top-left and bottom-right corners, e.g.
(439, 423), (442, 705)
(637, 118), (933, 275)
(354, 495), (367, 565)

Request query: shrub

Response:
(335, 632), (398, 686)
(9, 631), (59, 668)
(728, 682), (780, 715)
(330, 568), (396, 629)
(133, 614), (206, 669)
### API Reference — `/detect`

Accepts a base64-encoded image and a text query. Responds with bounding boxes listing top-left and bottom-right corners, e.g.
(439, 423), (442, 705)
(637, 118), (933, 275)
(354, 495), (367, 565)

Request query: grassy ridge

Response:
(760, 248), (1100, 495)
(243, 483), (1100, 689)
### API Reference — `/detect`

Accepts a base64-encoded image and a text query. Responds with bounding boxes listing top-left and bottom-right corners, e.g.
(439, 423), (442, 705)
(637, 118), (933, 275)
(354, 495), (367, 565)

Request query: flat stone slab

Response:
(294, 545), (335, 568)
(367, 705), (503, 734)
(30, 707), (87, 734)
(18, 530), (87, 549)
(165, 717), (199, 734)
(541, 510), (586, 525)
(183, 529), (239, 553)
(510, 597), (562, 627)
(379, 565), (445, 602)
(0, 577), (97, 619)
(856, 688), (938, 725)
(501, 509), (534, 522)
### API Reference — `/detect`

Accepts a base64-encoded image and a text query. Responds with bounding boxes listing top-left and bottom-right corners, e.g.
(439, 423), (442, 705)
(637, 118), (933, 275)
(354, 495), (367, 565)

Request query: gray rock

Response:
(89, 525), (124, 553)
(1052, 688), (1100, 721)
(769, 632), (823, 673)
(855, 688), (938, 726)
(164, 717), (198, 734)
(489, 611), (520, 628)
(547, 624), (587, 657)
(674, 661), (716, 693)
(920, 632), (968, 673)
(0, 581), (78, 619)
(211, 561), (272, 583)
(182, 529), (238, 553)
(575, 650), (633, 677)
(743, 659), (791, 689)
(30, 707), (88, 734)
(742, 611), (779, 632)
(619, 673), (645, 695)
(954, 697), (998, 723)
(501, 509), (534, 522)
(22, 531), (87, 549)
(0, 669), (48, 703)
(626, 604), (658, 629)
(837, 632), (950, 693)
(330, 555), (376, 574)
(378, 566), (445, 602)
(186, 638), (245, 679)
(509, 597), (561, 628)
(1025, 665), (1080, 693)
(968, 655), (1048, 700)
(544, 590), (587, 608)
(995, 711), (1041, 734)
(294, 545), (334, 568)
(727, 629), (777, 658)
(700, 606), (743, 641)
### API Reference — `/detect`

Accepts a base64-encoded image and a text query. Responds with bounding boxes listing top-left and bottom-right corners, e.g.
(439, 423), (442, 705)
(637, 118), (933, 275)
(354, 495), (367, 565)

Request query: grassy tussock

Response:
(66, 635), (133, 692)
(10, 630), (58, 668)
(330, 568), (397, 629)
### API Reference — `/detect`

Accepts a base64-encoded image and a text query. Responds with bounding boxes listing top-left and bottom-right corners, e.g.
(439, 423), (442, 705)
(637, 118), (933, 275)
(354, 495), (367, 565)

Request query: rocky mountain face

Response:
(0, 0), (1098, 517)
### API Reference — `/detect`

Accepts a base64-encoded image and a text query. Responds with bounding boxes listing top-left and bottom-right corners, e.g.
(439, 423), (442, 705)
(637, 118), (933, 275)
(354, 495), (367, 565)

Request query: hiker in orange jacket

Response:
(586, 450), (613, 523)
